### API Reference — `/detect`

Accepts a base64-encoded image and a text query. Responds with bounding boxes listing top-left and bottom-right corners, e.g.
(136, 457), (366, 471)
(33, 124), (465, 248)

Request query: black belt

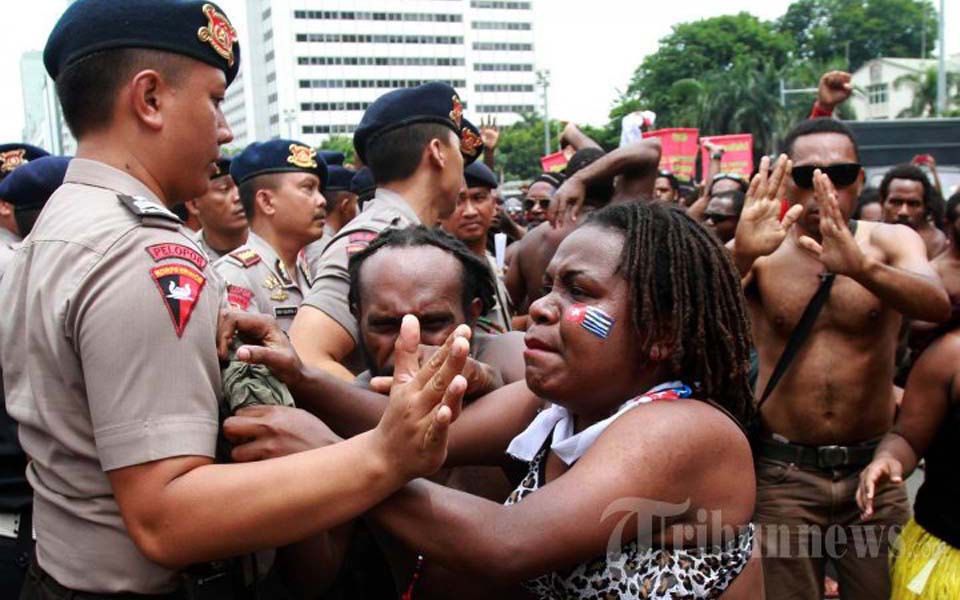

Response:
(758, 438), (879, 470)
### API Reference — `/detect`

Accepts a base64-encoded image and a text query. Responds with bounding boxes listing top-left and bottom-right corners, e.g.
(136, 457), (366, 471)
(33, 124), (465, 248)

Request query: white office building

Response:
(223, 0), (538, 149)
(19, 51), (76, 155)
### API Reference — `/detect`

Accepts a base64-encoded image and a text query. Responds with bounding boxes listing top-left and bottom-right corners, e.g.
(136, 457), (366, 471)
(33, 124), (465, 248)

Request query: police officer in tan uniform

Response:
(0, 144), (50, 273)
(186, 156), (247, 261)
(0, 156), (69, 593)
(302, 151), (358, 282)
(1, 2), (467, 596)
(291, 82), (485, 380)
(215, 139), (326, 332)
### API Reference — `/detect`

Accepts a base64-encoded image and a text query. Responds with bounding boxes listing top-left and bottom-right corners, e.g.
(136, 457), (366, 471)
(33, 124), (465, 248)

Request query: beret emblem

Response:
(449, 95), (463, 128)
(287, 144), (318, 169)
(460, 128), (482, 156)
(197, 3), (237, 67)
(0, 150), (27, 174)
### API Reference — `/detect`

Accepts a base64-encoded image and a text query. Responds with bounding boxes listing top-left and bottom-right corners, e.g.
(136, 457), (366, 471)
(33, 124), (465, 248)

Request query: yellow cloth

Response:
(891, 518), (960, 599)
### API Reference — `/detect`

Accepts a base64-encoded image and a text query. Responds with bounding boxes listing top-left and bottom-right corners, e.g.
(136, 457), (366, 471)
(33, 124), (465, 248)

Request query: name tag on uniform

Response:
(274, 306), (298, 318)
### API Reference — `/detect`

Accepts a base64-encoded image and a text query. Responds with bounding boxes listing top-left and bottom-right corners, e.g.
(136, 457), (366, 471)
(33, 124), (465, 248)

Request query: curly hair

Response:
(584, 203), (755, 426)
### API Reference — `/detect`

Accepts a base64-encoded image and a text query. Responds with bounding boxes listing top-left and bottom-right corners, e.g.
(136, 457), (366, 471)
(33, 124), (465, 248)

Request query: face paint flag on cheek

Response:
(565, 303), (615, 339)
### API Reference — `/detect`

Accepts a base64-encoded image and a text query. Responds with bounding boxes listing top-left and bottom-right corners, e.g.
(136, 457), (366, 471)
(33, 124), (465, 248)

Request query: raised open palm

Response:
(734, 154), (803, 260)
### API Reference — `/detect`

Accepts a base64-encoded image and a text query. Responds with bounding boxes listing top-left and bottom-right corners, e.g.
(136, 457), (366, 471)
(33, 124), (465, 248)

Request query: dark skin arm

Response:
(550, 138), (662, 226)
(857, 332), (959, 518)
(367, 401), (754, 584)
(797, 170), (950, 322)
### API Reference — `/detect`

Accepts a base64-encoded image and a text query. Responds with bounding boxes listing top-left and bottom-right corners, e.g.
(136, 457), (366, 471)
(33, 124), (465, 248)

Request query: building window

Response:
(268, 93), (278, 104)
(266, 72), (276, 83)
(265, 50), (275, 62)
(300, 101), (372, 112)
(293, 10), (461, 22)
(299, 79), (467, 89)
(269, 115), (279, 125)
(473, 63), (534, 72)
(867, 83), (888, 105)
(471, 21), (531, 30)
(470, 1), (532, 8)
(263, 29), (273, 41)
(262, 7), (271, 19)
(476, 104), (536, 113)
(296, 56), (464, 67)
(473, 42), (533, 51)
(295, 33), (464, 45)
(301, 124), (357, 135)
(475, 83), (535, 92)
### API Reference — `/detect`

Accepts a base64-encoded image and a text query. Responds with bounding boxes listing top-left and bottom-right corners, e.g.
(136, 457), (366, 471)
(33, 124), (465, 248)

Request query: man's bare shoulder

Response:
(864, 220), (923, 250)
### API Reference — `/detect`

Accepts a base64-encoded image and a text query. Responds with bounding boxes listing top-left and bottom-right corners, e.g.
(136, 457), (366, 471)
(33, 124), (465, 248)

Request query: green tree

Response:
(495, 113), (564, 181)
(777, 0), (938, 72)
(894, 66), (960, 117)
(318, 135), (356, 166)
(624, 13), (793, 127)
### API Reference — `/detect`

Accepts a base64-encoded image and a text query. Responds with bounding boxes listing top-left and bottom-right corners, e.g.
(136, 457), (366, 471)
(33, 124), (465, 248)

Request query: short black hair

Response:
(364, 122), (454, 185)
(710, 190), (745, 214)
(852, 187), (881, 220)
(238, 173), (281, 219)
(945, 192), (960, 224)
(782, 118), (861, 162)
(656, 170), (679, 191)
(348, 225), (497, 320)
(879, 163), (941, 227)
(55, 48), (190, 139)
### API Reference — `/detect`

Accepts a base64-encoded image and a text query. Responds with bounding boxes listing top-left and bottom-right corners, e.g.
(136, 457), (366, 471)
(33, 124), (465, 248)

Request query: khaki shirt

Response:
(479, 252), (513, 334)
(301, 188), (420, 372)
(214, 231), (310, 333)
(192, 229), (231, 262)
(0, 227), (20, 279)
(0, 159), (222, 594)
(302, 224), (335, 285)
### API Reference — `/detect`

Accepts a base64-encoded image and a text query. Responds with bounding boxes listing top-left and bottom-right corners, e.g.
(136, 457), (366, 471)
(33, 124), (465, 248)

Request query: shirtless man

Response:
(880, 163), (948, 259)
(733, 117), (950, 599)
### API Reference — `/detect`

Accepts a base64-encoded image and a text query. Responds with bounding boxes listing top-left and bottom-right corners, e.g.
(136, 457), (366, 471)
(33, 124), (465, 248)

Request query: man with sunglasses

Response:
(702, 190), (744, 244)
(734, 117), (950, 600)
(522, 174), (560, 228)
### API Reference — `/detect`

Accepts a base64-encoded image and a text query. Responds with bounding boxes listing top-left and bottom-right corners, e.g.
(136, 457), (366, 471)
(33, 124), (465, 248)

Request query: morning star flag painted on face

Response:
(565, 304), (615, 339)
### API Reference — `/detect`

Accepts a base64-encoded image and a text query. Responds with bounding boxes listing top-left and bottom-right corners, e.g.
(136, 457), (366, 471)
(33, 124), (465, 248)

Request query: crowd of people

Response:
(0, 1), (958, 599)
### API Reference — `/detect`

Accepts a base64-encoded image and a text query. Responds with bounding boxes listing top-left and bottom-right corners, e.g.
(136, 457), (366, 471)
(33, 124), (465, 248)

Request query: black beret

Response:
(212, 156), (232, 180)
(535, 172), (565, 189)
(464, 162), (498, 190)
(0, 156), (71, 210)
(44, 0), (241, 86)
(353, 82), (484, 165)
(319, 151), (345, 166)
(230, 139), (327, 186)
(0, 144), (50, 181)
(326, 166), (355, 193)
(350, 167), (376, 200)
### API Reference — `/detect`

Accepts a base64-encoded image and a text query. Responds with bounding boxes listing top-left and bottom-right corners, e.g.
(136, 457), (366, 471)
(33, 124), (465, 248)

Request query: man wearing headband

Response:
(292, 82), (484, 380)
(733, 117), (949, 600)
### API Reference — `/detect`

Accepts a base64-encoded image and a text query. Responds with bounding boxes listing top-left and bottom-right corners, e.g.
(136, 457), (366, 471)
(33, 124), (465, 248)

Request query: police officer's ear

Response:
(0, 201), (13, 219)
(254, 187), (277, 217)
(426, 130), (458, 172)
(128, 69), (170, 132)
(183, 198), (201, 218)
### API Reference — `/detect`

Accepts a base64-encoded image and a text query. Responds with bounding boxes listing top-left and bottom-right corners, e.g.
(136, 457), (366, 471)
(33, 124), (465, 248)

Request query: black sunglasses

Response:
(524, 198), (551, 211)
(791, 163), (861, 190)
(704, 212), (737, 224)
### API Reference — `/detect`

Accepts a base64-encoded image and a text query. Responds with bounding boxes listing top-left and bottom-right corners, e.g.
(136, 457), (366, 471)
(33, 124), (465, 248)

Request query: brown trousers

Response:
(754, 456), (910, 600)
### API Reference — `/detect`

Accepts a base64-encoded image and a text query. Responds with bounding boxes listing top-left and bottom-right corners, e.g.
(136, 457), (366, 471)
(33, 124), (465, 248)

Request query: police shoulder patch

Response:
(151, 264), (207, 337)
(146, 243), (208, 270)
(226, 284), (254, 311)
(228, 248), (261, 268)
(345, 230), (378, 256)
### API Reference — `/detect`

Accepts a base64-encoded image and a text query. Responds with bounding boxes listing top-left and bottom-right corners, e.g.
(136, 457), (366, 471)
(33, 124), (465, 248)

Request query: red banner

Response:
(643, 128), (699, 181)
(540, 151), (568, 173)
(700, 134), (754, 179)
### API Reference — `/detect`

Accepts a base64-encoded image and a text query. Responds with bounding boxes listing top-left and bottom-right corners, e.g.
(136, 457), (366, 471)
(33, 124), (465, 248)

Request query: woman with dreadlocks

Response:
(355, 201), (762, 599)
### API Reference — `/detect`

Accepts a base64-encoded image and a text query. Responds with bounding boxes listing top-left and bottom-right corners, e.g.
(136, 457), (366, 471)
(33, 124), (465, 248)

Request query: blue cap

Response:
(353, 82), (483, 165)
(230, 140), (327, 186)
(464, 162), (497, 190)
(0, 156), (71, 210)
(350, 167), (376, 200)
(0, 144), (50, 181)
(44, 0), (241, 86)
(318, 152), (354, 193)
(213, 156), (232, 180)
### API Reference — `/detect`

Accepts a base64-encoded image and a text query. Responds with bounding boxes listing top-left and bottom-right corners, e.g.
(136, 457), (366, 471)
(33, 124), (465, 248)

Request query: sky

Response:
(0, 0), (955, 141)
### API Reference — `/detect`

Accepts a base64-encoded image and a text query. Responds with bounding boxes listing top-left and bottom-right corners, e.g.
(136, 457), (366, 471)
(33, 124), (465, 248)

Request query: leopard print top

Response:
(504, 445), (755, 599)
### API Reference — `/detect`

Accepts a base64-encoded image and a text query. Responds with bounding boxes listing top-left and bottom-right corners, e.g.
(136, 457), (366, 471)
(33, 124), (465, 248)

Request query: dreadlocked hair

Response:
(347, 225), (498, 319)
(584, 203), (755, 426)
